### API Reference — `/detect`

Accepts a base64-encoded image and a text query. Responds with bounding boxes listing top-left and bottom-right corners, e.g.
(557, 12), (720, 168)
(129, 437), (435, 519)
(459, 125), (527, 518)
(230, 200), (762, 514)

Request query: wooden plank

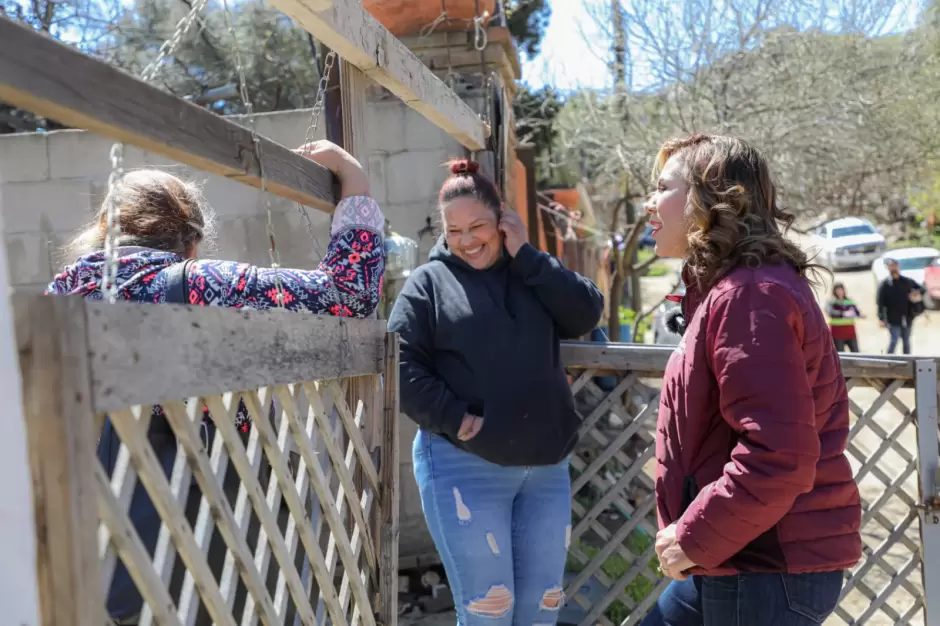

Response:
(341, 61), (371, 166)
(559, 341), (926, 379)
(13, 294), (105, 626)
(268, 0), (486, 151)
(0, 196), (43, 626)
(82, 299), (387, 413)
(0, 17), (337, 212)
(378, 332), (400, 626)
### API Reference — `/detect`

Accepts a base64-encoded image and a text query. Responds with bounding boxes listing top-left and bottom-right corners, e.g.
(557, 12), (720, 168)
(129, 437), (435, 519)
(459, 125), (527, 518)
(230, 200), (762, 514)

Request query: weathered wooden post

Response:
(0, 176), (43, 626)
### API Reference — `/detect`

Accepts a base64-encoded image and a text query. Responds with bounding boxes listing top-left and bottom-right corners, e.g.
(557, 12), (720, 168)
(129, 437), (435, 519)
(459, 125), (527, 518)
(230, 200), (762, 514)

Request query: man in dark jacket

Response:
(876, 258), (926, 354)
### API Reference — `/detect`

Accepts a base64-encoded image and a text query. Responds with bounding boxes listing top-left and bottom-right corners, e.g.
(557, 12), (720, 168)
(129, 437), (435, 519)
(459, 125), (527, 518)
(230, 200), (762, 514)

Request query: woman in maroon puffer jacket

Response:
(640, 134), (861, 626)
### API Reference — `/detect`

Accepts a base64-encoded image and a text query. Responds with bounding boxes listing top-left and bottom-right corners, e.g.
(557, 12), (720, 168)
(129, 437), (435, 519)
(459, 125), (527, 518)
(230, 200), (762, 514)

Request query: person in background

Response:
(388, 159), (604, 626)
(46, 140), (384, 626)
(826, 282), (864, 352)
(876, 257), (926, 355)
(640, 133), (860, 625)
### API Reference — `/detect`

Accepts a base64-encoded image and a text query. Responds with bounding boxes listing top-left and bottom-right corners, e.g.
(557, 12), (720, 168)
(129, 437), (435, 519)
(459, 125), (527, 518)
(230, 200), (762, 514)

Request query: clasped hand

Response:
(655, 523), (697, 580)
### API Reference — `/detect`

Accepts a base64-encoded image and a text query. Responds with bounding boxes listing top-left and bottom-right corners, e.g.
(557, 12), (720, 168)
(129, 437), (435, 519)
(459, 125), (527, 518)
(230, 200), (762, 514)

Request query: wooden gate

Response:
(560, 343), (940, 626)
(16, 294), (400, 626)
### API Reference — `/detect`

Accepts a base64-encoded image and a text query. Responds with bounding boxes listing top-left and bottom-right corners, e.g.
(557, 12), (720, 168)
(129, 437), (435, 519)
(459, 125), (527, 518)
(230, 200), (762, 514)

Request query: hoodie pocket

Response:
(680, 475), (699, 516)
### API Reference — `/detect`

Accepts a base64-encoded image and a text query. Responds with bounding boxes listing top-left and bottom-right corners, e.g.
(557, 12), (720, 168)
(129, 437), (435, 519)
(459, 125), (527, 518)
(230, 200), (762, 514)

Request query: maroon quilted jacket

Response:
(656, 263), (862, 575)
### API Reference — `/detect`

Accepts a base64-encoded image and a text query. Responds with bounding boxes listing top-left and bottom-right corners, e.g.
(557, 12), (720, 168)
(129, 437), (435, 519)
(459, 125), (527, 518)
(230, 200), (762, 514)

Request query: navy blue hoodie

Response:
(388, 237), (604, 466)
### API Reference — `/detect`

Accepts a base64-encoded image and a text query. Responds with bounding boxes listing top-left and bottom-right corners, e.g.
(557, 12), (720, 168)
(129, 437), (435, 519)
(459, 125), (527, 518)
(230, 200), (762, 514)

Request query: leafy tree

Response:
(513, 83), (563, 185)
(504, 0), (551, 58)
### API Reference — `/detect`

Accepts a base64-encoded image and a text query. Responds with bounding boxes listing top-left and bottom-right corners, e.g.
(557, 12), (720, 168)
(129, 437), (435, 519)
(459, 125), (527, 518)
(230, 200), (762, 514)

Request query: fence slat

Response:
(106, 405), (237, 626)
(378, 332), (401, 626)
(237, 390), (350, 626)
(94, 463), (183, 626)
(0, 16), (339, 212)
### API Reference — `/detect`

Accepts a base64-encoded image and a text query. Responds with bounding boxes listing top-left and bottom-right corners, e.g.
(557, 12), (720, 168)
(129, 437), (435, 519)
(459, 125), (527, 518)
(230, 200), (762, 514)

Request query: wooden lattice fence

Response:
(559, 343), (940, 626)
(16, 294), (400, 626)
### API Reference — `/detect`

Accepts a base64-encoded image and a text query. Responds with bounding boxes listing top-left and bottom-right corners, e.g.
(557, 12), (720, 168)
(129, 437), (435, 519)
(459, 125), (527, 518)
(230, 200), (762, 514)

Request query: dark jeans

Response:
(887, 324), (911, 354)
(640, 571), (844, 626)
(834, 338), (859, 353)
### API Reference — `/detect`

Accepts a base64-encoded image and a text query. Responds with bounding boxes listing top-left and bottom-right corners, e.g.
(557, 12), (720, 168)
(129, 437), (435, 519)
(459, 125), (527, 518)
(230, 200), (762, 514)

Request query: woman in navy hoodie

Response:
(388, 160), (604, 626)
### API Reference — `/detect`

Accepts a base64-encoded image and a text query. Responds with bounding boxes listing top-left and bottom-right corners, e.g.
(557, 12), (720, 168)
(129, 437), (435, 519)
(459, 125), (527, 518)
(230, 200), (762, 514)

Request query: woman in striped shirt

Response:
(827, 282), (865, 352)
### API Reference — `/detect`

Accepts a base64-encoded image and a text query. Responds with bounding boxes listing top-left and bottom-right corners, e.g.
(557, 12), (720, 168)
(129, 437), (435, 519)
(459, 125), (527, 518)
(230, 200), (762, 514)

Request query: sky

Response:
(520, 0), (926, 92)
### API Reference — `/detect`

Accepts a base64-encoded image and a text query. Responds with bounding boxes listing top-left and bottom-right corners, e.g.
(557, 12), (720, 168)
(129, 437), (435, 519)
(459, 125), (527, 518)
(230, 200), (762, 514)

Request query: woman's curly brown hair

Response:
(653, 133), (824, 291)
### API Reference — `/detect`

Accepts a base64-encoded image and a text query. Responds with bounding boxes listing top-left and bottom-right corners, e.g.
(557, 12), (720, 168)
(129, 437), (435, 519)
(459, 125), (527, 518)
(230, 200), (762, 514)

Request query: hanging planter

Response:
(363, 0), (496, 38)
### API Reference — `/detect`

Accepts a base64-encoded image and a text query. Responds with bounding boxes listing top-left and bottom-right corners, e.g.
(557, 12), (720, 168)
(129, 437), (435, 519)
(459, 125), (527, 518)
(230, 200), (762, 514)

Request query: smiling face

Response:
(646, 155), (692, 258)
(442, 196), (502, 269)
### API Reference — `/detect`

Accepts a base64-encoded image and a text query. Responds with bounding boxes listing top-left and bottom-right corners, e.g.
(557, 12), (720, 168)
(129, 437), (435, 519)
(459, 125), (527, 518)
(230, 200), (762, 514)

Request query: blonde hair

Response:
(653, 133), (824, 291)
(63, 169), (216, 262)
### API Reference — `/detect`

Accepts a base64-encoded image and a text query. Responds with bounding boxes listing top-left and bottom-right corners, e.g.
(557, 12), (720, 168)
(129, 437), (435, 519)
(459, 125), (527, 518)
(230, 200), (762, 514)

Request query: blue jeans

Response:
(887, 324), (911, 354)
(413, 429), (571, 626)
(640, 572), (844, 625)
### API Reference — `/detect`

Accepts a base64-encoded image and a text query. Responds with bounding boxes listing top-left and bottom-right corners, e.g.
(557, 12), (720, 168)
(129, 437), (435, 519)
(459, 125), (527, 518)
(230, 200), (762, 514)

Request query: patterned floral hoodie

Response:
(45, 195), (385, 622)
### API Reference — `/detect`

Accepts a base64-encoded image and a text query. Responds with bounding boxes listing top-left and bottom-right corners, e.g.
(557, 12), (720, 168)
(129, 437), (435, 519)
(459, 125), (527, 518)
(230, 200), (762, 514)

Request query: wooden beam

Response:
(74, 297), (388, 413)
(269, 0), (487, 151)
(0, 17), (338, 212)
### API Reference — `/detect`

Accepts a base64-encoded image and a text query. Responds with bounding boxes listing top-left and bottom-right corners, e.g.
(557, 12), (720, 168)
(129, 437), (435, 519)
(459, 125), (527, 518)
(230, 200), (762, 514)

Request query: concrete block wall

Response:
(0, 102), (467, 291)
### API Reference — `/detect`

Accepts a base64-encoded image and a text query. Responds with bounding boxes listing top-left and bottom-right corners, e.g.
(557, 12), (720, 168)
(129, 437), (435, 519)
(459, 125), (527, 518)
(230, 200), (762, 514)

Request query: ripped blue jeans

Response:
(413, 429), (571, 626)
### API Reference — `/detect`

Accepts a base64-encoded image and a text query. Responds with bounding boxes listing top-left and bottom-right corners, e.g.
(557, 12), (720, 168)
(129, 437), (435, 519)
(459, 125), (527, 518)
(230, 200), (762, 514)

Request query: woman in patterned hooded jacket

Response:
(46, 140), (385, 625)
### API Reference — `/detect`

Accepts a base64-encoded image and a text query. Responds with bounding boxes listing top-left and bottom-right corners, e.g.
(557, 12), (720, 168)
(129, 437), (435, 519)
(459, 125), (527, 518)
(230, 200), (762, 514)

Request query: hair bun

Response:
(449, 159), (480, 176)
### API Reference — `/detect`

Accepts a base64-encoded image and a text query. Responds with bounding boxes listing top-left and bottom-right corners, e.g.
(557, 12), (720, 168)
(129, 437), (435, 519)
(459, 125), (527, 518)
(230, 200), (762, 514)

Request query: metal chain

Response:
(140, 0), (210, 82)
(221, 0), (287, 309)
(296, 47), (336, 258)
(101, 144), (125, 303)
(101, 0), (209, 302)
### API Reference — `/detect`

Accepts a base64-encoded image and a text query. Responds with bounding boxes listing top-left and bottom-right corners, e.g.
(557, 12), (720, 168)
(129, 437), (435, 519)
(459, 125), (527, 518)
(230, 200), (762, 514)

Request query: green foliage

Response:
(109, 0), (322, 115)
(504, 0), (551, 58)
(513, 83), (564, 185)
(618, 306), (652, 341)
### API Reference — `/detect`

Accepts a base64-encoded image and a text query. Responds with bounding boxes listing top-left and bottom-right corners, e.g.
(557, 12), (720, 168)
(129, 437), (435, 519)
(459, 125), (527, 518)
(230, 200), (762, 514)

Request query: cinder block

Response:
(5, 232), (55, 286)
(385, 150), (451, 206)
(366, 102), (408, 153)
(48, 129), (114, 179)
(200, 174), (263, 218)
(402, 107), (462, 153)
(367, 153), (389, 206)
(209, 218), (250, 262)
(228, 110), (326, 150)
(2, 179), (95, 233)
(0, 132), (50, 182)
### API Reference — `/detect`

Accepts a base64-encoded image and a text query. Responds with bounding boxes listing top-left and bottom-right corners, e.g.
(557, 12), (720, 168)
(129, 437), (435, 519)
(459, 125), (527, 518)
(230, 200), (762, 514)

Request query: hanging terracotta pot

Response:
(363, 0), (496, 38)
